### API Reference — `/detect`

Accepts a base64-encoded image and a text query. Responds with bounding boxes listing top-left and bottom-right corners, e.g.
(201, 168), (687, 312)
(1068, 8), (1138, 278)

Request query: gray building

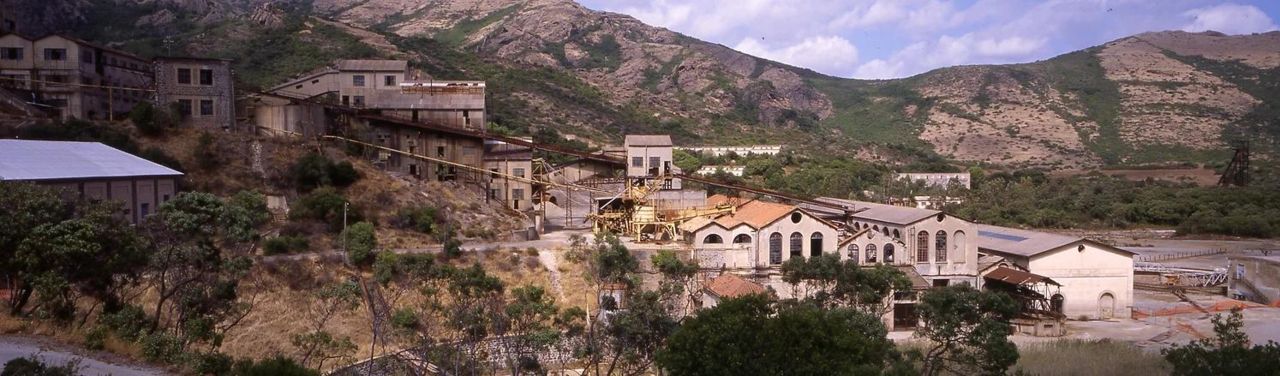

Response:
(154, 57), (235, 129)
(0, 139), (183, 224)
(0, 33), (152, 120)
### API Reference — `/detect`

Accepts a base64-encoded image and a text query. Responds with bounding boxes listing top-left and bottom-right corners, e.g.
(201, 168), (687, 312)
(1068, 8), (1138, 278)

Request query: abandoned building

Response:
(976, 224), (1135, 320)
(684, 195), (841, 269)
(895, 172), (972, 189)
(0, 33), (152, 120)
(154, 57), (235, 129)
(701, 273), (767, 308)
(0, 139), (182, 224)
(694, 165), (744, 176)
(265, 59), (485, 129)
(483, 139), (533, 211)
(679, 145), (782, 157)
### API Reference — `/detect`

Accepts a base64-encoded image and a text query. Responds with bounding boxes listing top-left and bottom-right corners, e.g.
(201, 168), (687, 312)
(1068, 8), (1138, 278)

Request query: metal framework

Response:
(1218, 141), (1250, 187)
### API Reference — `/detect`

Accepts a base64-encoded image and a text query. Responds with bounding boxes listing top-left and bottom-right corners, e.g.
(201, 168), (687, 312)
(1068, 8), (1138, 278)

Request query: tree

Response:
(599, 290), (678, 376)
(650, 250), (699, 317)
(495, 285), (563, 375)
(341, 221), (377, 266)
(1163, 309), (1280, 376)
(0, 182), (69, 314)
(658, 294), (898, 376)
(293, 281), (362, 370)
(129, 101), (175, 137)
(780, 254), (911, 316)
(916, 285), (1019, 376)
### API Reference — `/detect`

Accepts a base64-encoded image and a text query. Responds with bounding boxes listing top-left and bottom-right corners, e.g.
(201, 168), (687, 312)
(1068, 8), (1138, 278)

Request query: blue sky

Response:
(578, 0), (1280, 79)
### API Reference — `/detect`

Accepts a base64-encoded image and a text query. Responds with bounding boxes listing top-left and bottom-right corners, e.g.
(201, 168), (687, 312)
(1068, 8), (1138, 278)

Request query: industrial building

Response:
(154, 57), (235, 129)
(483, 139), (533, 211)
(0, 33), (152, 120)
(684, 195), (841, 269)
(0, 139), (182, 224)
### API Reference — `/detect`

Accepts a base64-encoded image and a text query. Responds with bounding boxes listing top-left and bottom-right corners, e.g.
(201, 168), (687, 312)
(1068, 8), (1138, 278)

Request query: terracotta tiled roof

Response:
(712, 200), (796, 229)
(705, 274), (766, 298)
(706, 194), (740, 207)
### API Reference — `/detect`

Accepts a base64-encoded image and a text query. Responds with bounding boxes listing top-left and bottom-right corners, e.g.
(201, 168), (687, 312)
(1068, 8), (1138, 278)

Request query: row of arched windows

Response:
(703, 234), (752, 244)
(911, 230), (966, 263)
(846, 243), (896, 264)
(766, 232), (826, 264)
(851, 222), (902, 239)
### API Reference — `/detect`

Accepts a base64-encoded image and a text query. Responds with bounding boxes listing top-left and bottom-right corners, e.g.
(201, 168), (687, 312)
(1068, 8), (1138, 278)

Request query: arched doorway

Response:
(1099, 293), (1116, 319)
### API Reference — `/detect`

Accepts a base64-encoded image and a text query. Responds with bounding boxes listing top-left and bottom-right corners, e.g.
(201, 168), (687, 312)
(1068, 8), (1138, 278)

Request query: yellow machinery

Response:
(589, 173), (735, 242)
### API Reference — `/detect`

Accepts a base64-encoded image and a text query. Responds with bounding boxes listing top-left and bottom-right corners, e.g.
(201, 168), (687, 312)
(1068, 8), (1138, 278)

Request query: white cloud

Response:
(734, 36), (860, 77)
(1182, 4), (1278, 35)
(975, 36), (1046, 57)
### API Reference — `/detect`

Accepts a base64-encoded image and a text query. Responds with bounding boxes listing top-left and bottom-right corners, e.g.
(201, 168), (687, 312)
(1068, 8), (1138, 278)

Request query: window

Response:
(703, 234), (723, 244)
(175, 99), (193, 117)
(892, 229), (900, 239)
(935, 231), (948, 262)
(43, 48), (66, 61)
(353, 75), (365, 87)
(866, 244), (877, 263)
(512, 189), (524, 200)
(810, 232), (823, 257)
(847, 244), (859, 265)
(933, 279), (949, 288)
(177, 68), (191, 84)
(353, 96), (365, 107)
(140, 203), (150, 217)
(790, 212), (802, 224)
(199, 99), (213, 116)
(199, 69), (213, 85)
(631, 157), (643, 168)
(917, 231), (929, 263)
(437, 146), (445, 157)
(953, 231), (966, 263)
(341, 95), (350, 106)
(384, 75), (396, 86)
(884, 243), (895, 263)
(162, 194), (170, 202)
(789, 232), (803, 258)
(769, 233), (782, 265)
(513, 167), (525, 178)
(649, 156), (660, 170)
(0, 47), (21, 60)
(489, 168), (499, 178)
(732, 234), (751, 244)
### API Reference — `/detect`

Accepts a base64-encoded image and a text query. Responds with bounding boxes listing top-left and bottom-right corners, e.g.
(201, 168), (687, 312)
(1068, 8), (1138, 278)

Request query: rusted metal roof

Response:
(705, 273), (767, 298)
(897, 266), (932, 290)
(984, 266), (1060, 286)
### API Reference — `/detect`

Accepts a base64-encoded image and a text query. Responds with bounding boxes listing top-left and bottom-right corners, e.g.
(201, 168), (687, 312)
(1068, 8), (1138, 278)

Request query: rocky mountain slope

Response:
(8, 0), (1279, 168)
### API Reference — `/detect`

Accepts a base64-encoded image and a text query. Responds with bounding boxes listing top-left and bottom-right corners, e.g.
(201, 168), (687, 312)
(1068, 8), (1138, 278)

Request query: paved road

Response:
(0, 336), (168, 376)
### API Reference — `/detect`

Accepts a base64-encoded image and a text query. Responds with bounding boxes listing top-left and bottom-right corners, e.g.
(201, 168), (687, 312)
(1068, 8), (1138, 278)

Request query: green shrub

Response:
(129, 101), (175, 137)
(290, 187), (361, 232)
(99, 304), (149, 341)
(2, 356), (80, 376)
(140, 332), (186, 364)
(342, 221), (377, 265)
(391, 308), (418, 331)
(192, 351), (234, 376)
(289, 153), (361, 191)
(263, 235), (311, 255)
(392, 205), (438, 234)
(229, 356), (318, 376)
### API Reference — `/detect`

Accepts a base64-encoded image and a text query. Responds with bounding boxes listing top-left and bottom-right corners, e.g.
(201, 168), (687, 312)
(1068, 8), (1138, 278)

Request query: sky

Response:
(577, 0), (1280, 79)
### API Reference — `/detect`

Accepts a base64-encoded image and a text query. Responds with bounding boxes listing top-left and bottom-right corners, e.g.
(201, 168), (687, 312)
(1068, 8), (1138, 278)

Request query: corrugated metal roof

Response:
(814, 197), (940, 225)
(0, 140), (183, 181)
(624, 135), (672, 146)
(975, 224), (1085, 257)
(334, 59), (408, 72)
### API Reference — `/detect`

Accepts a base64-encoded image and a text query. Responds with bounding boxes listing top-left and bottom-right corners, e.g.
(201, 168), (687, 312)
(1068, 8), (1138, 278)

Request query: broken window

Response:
(789, 232), (803, 258)
(199, 99), (213, 116)
(935, 231), (948, 262)
(769, 233), (783, 265)
(176, 99), (193, 117)
(917, 231), (929, 263)
(384, 75), (396, 86)
(884, 243), (895, 263)
(177, 68), (191, 84)
(43, 48), (66, 61)
(353, 95), (365, 107)
(0, 47), (21, 60)
(199, 69), (213, 85)
(353, 75), (365, 87)
(703, 234), (723, 244)
(810, 232), (823, 257)
(866, 244), (877, 263)
(513, 167), (525, 178)
(512, 189), (524, 200)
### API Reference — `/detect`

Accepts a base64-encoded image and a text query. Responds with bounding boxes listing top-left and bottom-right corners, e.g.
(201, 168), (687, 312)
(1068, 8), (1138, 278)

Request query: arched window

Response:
(810, 232), (824, 257)
(884, 243), (895, 263)
(847, 244), (859, 265)
(872, 225), (880, 233)
(790, 232), (803, 258)
(703, 234), (723, 244)
(733, 234), (751, 244)
(916, 231), (930, 263)
(866, 244), (878, 263)
(882, 227), (890, 236)
(892, 229), (900, 239)
(769, 233), (782, 265)
(953, 231), (966, 263)
(935, 231), (948, 262)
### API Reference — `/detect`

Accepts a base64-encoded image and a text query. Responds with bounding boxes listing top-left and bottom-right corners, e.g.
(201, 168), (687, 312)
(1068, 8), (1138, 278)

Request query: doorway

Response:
(893, 303), (918, 330)
(1099, 293), (1115, 319)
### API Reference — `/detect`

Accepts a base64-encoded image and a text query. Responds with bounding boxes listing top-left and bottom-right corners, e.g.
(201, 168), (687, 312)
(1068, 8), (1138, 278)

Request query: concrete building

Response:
(154, 57), (235, 129)
(808, 198), (981, 287)
(685, 195), (841, 270)
(0, 34), (152, 120)
(1228, 255), (1280, 305)
(625, 135), (680, 189)
(366, 118), (486, 183)
(266, 59), (485, 129)
(484, 139), (533, 211)
(895, 172), (972, 189)
(679, 145), (782, 157)
(0, 139), (182, 224)
(975, 224), (1135, 320)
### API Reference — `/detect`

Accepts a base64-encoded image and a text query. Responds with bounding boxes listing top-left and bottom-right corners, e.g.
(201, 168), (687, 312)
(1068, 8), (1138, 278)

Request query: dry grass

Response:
(1013, 340), (1170, 376)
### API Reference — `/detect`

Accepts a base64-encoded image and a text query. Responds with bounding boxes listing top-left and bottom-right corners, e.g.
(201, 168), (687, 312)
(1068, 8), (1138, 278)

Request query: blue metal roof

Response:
(0, 140), (183, 181)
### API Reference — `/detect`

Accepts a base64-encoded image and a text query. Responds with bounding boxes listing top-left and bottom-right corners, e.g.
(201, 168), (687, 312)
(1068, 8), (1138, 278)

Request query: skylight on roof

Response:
(978, 230), (1028, 242)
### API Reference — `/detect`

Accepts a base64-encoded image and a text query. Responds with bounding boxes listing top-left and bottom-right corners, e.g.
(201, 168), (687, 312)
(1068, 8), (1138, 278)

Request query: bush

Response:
(263, 235), (310, 255)
(192, 351), (234, 376)
(290, 187), (361, 232)
(342, 221), (377, 265)
(193, 132), (222, 171)
(99, 304), (150, 341)
(139, 147), (184, 171)
(2, 356), (80, 376)
(392, 205), (437, 234)
(391, 308), (418, 331)
(129, 101), (175, 137)
(141, 332), (186, 364)
(289, 153), (361, 191)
